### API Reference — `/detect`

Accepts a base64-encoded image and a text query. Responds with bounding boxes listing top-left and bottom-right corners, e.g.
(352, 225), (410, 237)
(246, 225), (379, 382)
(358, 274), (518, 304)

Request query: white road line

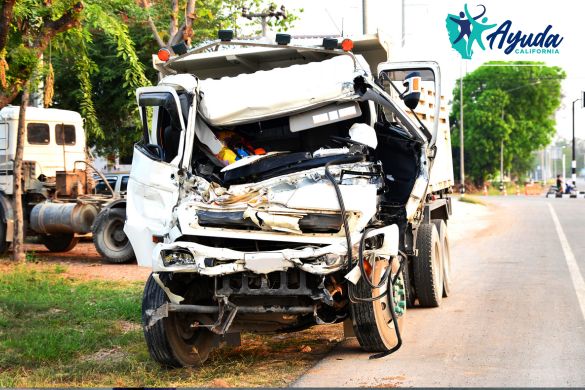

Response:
(548, 203), (585, 322)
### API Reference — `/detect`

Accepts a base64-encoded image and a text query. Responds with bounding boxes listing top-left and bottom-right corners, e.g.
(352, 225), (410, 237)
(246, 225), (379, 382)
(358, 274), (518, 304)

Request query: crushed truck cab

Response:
(127, 34), (454, 367)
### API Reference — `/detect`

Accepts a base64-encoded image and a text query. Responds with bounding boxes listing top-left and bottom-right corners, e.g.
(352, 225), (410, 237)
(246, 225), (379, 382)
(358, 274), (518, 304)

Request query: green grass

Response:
(0, 265), (142, 368)
(25, 250), (38, 263)
(458, 195), (487, 206)
(0, 264), (342, 387)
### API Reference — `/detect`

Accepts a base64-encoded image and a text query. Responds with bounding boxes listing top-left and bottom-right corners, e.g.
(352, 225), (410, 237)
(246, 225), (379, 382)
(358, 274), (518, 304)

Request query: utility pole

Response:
(572, 95), (584, 191)
(362, 0), (369, 34)
(500, 140), (504, 191)
(562, 146), (566, 187)
(242, 4), (287, 37)
(401, 0), (405, 47)
(459, 64), (465, 193)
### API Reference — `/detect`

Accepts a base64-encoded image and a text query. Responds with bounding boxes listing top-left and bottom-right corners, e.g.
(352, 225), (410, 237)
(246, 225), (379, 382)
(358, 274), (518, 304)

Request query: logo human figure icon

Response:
(464, 4), (496, 56)
(449, 6), (484, 45)
(446, 4), (496, 59)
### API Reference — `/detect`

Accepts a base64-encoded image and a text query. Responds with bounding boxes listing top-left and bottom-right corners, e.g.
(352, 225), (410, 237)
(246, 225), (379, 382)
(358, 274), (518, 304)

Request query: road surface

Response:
(294, 196), (585, 387)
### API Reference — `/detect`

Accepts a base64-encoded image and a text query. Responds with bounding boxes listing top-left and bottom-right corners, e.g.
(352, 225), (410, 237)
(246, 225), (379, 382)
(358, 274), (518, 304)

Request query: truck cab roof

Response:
(0, 106), (83, 123)
(155, 32), (391, 80)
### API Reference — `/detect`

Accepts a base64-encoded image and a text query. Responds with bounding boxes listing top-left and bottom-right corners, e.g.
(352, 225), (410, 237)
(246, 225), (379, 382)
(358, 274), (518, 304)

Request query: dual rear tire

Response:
(412, 220), (451, 307)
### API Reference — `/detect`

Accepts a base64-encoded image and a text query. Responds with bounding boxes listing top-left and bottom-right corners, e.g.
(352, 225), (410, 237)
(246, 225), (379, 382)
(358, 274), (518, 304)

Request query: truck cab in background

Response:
(127, 33), (454, 367)
(0, 106), (134, 263)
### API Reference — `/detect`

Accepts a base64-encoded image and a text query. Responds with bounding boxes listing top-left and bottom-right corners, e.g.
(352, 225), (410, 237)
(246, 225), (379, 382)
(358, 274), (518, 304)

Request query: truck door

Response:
(124, 86), (194, 267)
(376, 61), (444, 220)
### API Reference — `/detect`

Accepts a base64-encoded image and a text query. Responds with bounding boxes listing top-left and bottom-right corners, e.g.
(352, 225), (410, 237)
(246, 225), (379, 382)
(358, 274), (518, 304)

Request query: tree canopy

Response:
(1, 0), (300, 160)
(450, 61), (566, 185)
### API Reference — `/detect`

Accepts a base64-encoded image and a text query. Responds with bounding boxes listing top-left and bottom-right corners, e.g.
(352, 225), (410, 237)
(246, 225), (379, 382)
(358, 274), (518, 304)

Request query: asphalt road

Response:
(294, 196), (585, 387)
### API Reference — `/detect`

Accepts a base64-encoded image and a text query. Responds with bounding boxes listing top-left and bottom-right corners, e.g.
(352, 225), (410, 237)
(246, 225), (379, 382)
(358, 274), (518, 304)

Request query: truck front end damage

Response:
(128, 37), (448, 367)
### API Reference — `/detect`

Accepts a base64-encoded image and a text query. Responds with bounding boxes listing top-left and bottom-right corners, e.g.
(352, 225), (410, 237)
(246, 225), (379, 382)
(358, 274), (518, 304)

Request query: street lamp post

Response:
(363, 0), (369, 34)
(572, 98), (582, 190)
(459, 66), (465, 193)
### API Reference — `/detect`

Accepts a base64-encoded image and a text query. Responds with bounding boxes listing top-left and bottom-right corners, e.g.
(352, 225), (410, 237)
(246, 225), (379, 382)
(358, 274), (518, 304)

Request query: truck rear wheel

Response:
(350, 257), (406, 352)
(142, 273), (217, 367)
(42, 233), (79, 252)
(93, 208), (135, 264)
(413, 223), (443, 307)
(432, 219), (451, 297)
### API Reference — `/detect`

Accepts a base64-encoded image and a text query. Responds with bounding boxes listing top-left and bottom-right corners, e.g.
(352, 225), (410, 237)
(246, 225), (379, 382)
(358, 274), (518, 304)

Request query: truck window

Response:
(120, 175), (129, 192)
(27, 123), (50, 145)
(94, 177), (117, 195)
(138, 91), (190, 163)
(56, 124), (76, 145)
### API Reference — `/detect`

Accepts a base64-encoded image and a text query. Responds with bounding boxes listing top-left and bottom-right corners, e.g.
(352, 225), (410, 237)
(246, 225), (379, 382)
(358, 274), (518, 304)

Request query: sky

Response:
(267, 0), (585, 141)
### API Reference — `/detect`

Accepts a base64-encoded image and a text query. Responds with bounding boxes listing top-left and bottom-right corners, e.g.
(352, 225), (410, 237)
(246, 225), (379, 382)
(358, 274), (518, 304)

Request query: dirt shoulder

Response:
(0, 242), (150, 283)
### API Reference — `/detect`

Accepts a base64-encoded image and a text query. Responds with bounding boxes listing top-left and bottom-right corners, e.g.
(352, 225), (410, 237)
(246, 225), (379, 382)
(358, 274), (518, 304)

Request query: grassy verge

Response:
(458, 195), (487, 206)
(0, 264), (342, 387)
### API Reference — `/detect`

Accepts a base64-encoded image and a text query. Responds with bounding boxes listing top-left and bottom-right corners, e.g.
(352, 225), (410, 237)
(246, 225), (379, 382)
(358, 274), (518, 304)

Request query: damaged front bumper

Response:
(152, 224), (399, 276)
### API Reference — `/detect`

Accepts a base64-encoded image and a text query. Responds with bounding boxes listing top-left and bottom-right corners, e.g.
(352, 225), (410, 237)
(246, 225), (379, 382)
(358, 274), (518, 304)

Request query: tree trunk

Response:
(169, 0), (179, 45)
(12, 83), (29, 262)
(138, 0), (165, 48)
(184, 0), (196, 46)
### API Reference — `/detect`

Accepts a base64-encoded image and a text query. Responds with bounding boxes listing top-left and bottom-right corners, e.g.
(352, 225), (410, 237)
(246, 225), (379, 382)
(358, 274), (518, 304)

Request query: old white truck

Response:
(0, 106), (134, 263)
(126, 32), (454, 367)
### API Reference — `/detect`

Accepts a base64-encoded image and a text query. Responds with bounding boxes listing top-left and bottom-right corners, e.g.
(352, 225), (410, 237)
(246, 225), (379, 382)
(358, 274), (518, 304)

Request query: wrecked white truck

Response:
(125, 33), (454, 367)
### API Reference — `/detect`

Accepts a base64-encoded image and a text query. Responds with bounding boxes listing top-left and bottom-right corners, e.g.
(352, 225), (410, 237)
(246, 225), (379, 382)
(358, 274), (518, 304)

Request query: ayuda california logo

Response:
(446, 4), (564, 59)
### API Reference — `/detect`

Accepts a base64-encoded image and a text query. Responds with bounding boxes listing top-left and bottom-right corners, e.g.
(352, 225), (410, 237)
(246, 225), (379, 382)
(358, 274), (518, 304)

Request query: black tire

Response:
(413, 223), (443, 308)
(350, 256), (406, 352)
(93, 208), (135, 264)
(0, 207), (9, 255)
(403, 256), (416, 308)
(432, 219), (451, 298)
(142, 273), (217, 367)
(42, 233), (79, 252)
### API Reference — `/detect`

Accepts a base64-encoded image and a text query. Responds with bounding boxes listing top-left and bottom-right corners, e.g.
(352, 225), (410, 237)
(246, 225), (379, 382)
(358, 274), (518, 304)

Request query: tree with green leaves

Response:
(52, 0), (300, 161)
(0, 0), (149, 261)
(450, 61), (566, 185)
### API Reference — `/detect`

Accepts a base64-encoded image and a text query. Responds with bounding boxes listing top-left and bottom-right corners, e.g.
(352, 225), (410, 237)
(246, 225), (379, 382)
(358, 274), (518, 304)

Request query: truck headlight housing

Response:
(161, 249), (195, 266)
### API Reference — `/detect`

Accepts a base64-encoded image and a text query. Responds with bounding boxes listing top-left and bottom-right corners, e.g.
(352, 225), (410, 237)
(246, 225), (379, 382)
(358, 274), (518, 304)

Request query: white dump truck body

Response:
(128, 34), (455, 367)
(127, 34), (454, 269)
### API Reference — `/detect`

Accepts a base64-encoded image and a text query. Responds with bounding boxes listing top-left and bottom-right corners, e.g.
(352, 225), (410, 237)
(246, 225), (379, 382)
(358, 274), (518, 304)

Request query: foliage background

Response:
(450, 61), (565, 185)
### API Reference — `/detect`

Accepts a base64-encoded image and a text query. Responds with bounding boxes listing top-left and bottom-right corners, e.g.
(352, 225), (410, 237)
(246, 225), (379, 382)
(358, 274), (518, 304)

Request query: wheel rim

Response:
(372, 257), (406, 348)
(165, 311), (215, 366)
(103, 216), (129, 251)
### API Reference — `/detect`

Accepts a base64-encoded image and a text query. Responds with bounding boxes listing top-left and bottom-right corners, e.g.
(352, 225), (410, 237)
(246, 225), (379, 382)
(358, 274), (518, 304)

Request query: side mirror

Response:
(402, 72), (422, 110)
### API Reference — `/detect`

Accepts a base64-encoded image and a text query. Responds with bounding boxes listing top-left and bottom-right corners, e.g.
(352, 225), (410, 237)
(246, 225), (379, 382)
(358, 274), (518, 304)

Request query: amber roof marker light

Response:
(341, 39), (354, 52)
(157, 48), (171, 62)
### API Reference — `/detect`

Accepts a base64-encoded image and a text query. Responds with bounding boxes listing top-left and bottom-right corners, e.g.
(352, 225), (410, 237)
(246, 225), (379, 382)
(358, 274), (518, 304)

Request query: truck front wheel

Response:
(350, 256), (406, 352)
(42, 233), (79, 252)
(413, 223), (443, 307)
(142, 273), (217, 367)
(93, 208), (135, 264)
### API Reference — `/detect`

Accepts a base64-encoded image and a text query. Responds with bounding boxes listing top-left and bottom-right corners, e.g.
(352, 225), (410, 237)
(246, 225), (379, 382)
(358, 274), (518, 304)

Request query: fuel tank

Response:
(30, 202), (98, 234)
